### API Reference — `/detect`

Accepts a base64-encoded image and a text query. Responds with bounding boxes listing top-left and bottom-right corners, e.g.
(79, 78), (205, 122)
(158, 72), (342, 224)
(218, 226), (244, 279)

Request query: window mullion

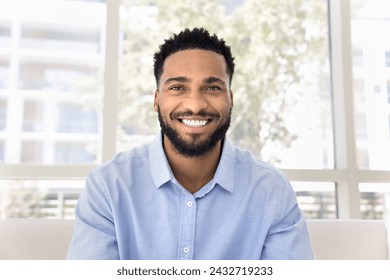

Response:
(329, 0), (361, 219)
(102, 0), (120, 162)
(0, 164), (93, 179)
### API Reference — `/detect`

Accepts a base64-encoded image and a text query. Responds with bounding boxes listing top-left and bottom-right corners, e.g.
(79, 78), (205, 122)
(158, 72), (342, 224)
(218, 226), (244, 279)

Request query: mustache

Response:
(171, 110), (220, 119)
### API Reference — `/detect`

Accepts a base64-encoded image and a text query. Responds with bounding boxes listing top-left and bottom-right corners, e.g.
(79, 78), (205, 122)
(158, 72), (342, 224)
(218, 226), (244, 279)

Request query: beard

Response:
(157, 106), (231, 157)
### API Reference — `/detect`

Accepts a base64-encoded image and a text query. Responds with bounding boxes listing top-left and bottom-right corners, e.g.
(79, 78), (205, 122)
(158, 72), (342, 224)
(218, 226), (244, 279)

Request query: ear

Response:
(154, 89), (159, 112)
(230, 90), (234, 108)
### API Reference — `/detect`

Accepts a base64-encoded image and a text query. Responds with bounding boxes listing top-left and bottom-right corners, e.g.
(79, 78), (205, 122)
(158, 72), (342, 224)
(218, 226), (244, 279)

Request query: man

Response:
(67, 27), (313, 260)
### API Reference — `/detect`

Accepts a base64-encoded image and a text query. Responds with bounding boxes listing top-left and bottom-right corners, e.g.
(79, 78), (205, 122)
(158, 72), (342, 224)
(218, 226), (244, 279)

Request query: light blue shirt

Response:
(67, 133), (313, 260)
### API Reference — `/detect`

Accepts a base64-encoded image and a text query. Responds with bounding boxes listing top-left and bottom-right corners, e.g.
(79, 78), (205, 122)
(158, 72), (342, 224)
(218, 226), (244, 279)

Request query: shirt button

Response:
(183, 247), (190, 254)
(187, 201), (193, 207)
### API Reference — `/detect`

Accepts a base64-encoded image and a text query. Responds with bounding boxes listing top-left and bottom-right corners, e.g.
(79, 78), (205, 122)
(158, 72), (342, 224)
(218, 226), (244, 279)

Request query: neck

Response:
(163, 136), (222, 194)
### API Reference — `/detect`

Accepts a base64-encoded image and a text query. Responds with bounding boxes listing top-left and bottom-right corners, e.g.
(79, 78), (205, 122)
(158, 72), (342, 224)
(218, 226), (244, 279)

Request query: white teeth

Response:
(182, 119), (208, 127)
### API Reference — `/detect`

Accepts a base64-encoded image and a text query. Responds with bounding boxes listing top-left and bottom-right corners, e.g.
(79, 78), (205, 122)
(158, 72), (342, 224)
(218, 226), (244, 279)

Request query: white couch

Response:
(307, 219), (388, 259)
(0, 219), (388, 260)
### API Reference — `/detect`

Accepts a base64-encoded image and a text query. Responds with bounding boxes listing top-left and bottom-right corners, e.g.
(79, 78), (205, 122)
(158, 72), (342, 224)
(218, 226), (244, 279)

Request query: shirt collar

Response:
(148, 133), (174, 188)
(148, 132), (236, 194)
(213, 138), (235, 193)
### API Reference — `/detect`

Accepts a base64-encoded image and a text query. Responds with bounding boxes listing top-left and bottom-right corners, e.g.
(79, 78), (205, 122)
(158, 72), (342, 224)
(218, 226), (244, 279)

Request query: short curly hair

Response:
(153, 27), (235, 87)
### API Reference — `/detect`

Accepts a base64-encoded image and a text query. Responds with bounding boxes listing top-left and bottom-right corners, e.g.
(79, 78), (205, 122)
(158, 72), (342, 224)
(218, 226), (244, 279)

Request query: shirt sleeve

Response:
(260, 179), (314, 260)
(66, 170), (119, 260)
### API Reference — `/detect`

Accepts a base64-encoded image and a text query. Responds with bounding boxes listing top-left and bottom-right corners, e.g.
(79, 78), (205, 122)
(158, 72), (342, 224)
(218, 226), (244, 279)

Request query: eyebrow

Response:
(163, 76), (227, 86)
(164, 76), (191, 85)
(203, 76), (226, 85)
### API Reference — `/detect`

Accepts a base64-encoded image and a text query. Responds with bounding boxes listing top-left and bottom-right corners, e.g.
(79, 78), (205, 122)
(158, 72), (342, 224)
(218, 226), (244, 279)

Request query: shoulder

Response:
(90, 143), (150, 179)
(82, 143), (153, 198)
(229, 145), (293, 203)
(229, 145), (297, 222)
(233, 145), (289, 182)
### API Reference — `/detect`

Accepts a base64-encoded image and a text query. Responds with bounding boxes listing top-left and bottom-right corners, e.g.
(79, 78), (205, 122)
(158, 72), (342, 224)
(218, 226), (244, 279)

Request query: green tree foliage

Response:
(120, 0), (328, 163)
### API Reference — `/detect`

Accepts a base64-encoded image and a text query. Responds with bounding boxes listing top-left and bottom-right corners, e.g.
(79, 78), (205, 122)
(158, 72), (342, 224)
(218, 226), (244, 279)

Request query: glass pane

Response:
(18, 60), (98, 92)
(0, 20), (11, 47)
(23, 99), (44, 132)
(57, 103), (98, 134)
(292, 182), (337, 219)
(21, 140), (43, 164)
(0, 57), (9, 89)
(360, 183), (390, 219)
(0, 98), (6, 131)
(118, 0), (333, 169)
(0, 0), (106, 164)
(54, 141), (97, 164)
(351, 0), (390, 170)
(0, 140), (4, 162)
(0, 180), (83, 219)
(20, 22), (101, 53)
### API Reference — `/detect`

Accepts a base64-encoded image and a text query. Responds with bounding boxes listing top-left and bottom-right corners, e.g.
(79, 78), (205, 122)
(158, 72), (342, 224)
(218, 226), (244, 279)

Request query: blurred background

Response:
(0, 0), (389, 220)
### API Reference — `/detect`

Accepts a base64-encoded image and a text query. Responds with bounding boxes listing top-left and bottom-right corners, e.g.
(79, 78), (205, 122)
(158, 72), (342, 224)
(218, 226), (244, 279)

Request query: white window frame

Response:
(1, 0), (390, 219)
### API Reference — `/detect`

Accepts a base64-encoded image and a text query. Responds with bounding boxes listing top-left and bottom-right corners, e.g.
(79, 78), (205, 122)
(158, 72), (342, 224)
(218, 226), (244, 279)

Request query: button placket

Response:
(177, 193), (196, 259)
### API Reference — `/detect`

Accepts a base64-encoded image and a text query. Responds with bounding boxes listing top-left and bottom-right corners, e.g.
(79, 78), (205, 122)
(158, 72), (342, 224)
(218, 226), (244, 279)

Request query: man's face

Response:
(154, 49), (233, 157)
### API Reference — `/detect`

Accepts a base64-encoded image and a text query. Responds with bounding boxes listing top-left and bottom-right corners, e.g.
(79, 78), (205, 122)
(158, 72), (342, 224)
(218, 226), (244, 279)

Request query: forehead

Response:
(161, 49), (228, 80)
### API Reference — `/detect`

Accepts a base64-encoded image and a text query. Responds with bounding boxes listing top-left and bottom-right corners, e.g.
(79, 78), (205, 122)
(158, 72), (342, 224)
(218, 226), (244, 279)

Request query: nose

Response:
(182, 90), (208, 114)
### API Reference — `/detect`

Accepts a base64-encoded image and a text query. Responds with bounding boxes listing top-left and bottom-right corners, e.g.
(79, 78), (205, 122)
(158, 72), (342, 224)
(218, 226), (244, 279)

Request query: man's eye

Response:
(206, 86), (222, 91)
(169, 86), (185, 91)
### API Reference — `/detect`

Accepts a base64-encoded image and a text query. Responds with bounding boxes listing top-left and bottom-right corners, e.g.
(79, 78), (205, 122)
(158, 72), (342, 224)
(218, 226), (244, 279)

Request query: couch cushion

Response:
(0, 219), (74, 260)
(307, 219), (388, 260)
(0, 219), (388, 260)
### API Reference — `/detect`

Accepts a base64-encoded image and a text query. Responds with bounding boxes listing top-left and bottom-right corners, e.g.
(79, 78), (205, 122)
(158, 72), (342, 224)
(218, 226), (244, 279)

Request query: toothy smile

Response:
(181, 119), (209, 127)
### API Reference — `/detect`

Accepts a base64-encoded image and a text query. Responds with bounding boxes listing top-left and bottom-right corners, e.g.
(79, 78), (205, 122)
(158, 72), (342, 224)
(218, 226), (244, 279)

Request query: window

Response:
(353, 49), (364, 66)
(57, 103), (98, 134)
(389, 115), (390, 136)
(292, 182), (337, 219)
(20, 22), (101, 53)
(0, 180), (83, 219)
(23, 100), (44, 132)
(360, 183), (390, 219)
(21, 140), (43, 164)
(349, 0), (390, 219)
(0, 0), (105, 166)
(0, 0), (389, 220)
(0, 99), (6, 131)
(386, 51), (390, 68)
(54, 141), (96, 164)
(0, 140), (4, 162)
(0, 58), (9, 89)
(18, 60), (98, 92)
(387, 80), (390, 103)
(354, 78), (365, 102)
(352, 0), (390, 170)
(0, 20), (11, 47)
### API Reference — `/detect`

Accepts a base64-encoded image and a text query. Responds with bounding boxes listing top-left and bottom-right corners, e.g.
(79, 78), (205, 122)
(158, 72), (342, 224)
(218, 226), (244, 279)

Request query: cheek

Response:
(158, 97), (180, 115)
(156, 102), (172, 121)
(217, 99), (233, 113)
